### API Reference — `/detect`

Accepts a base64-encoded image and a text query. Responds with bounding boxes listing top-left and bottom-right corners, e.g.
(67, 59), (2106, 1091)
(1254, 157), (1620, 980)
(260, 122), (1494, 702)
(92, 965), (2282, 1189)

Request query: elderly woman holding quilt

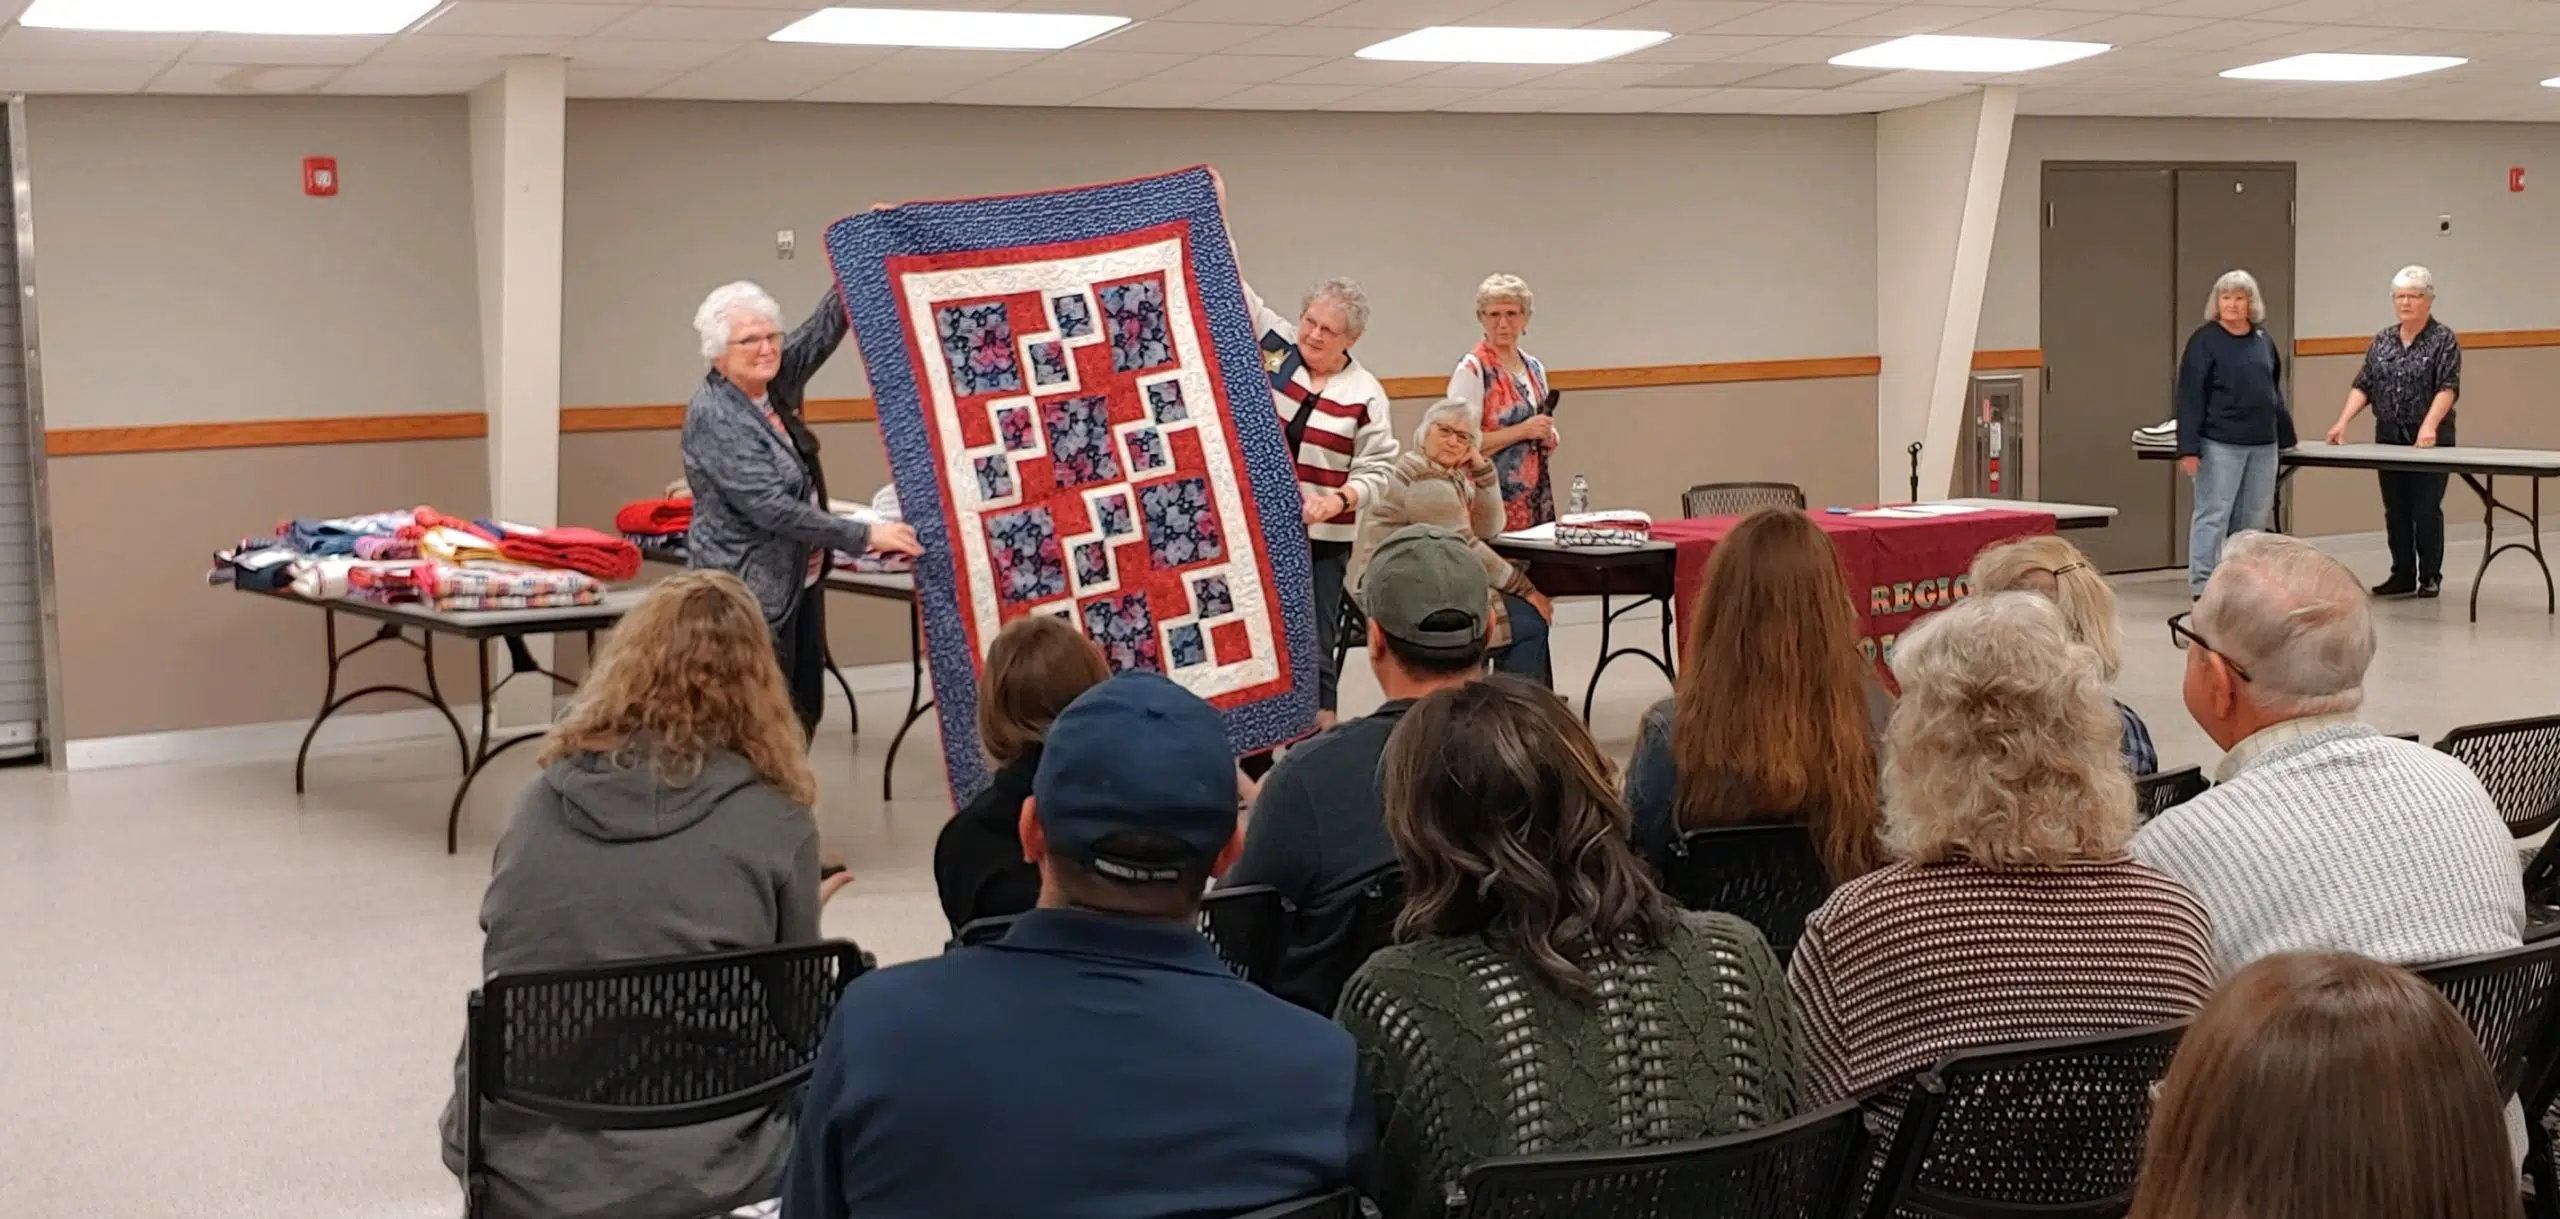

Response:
(1447, 274), (1558, 531)
(1349, 399), (1552, 687)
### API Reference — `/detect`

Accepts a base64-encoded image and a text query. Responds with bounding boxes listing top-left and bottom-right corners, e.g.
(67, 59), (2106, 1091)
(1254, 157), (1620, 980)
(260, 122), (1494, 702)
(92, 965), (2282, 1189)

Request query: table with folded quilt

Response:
(209, 506), (646, 853)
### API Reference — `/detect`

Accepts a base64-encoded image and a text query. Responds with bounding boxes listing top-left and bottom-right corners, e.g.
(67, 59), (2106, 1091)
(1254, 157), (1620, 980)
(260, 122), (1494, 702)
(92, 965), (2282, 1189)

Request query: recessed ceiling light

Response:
(769, 7), (1131, 51)
(17, 0), (438, 35)
(2543, 75), (2560, 88)
(2221, 53), (2467, 82)
(1354, 27), (1671, 65)
(1829, 35), (2111, 73)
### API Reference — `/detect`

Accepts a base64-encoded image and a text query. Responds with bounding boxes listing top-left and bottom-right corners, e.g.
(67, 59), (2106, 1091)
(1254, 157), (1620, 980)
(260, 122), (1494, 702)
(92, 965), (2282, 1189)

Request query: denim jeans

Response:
(2189, 438), (2280, 597)
(1493, 593), (1553, 687)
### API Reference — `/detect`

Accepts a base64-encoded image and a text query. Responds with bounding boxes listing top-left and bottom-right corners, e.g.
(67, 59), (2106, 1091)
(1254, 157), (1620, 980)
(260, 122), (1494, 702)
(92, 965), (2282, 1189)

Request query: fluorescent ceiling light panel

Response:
(1829, 35), (2110, 73)
(1354, 27), (1670, 65)
(2221, 53), (2466, 82)
(17, 0), (438, 34)
(2542, 76), (2560, 88)
(770, 7), (1130, 51)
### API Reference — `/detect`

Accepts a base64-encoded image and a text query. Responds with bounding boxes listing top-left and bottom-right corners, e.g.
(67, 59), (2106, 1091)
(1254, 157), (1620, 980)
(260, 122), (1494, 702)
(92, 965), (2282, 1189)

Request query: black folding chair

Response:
(2437, 713), (2560, 839)
(2132, 765), (2209, 823)
(1200, 884), (1296, 989)
(1862, 1021), (2189, 1219)
(2414, 938), (2560, 1112)
(1682, 482), (1808, 520)
(1343, 867), (1408, 967)
(1232, 1187), (1363, 1219)
(1332, 593), (1371, 677)
(1657, 824), (1834, 965)
(1445, 1098), (1870, 1218)
(461, 941), (872, 1219)
(946, 914), (1023, 951)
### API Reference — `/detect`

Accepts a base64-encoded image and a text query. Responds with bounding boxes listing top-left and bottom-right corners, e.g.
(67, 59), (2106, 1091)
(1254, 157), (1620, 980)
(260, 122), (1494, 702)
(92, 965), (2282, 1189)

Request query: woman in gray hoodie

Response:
(440, 569), (844, 1219)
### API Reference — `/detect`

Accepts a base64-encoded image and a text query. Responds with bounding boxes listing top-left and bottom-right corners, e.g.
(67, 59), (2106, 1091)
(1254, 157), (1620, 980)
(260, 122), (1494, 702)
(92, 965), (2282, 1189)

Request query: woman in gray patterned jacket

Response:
(681, 281), (920, 736)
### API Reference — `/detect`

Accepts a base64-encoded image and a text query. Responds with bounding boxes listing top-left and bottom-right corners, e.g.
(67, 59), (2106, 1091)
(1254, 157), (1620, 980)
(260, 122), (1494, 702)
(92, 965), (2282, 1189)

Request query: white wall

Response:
(1982, 117), (2560, 348)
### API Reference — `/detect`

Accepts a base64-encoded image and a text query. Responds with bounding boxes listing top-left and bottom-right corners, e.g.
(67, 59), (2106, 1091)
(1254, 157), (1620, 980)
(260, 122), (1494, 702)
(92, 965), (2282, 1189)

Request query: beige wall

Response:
(24, 96), (482, 429)
(561, 101), (1880, 404)
(1983, 117), (2560, 348)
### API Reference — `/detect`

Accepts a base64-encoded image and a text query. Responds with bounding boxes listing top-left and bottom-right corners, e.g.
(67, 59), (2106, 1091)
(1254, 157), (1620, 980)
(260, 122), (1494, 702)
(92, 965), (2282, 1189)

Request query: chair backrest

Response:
(1683, 482), (1808, 520)
(1200, 884), (1296, 988)
(2131, 765), (2210, 823)
(1658, 824), (1834, 964)
(2412, 936), (2560, 1101)
(1344, 867), (1409, 972)
(1229, 1187), (1363, 1219)
(2435, 713), (2560, 838)
(948, 913), (1023, 951)
(1448, 1098), (1870, 1219)
(1863, 1021), (2189, 1219)
(465, 940), (869, 1129)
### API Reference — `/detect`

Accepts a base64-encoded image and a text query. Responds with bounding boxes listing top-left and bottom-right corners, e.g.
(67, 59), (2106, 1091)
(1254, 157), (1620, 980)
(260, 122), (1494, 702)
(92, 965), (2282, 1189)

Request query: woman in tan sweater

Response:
(1348, 397), (1551, 686)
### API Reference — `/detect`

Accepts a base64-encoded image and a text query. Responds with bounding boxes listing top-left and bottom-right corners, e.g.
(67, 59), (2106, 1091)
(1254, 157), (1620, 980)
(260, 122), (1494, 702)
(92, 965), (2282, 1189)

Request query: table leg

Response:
(883, 603), (935, 801)
(294, 610), (470, 795)
(824, 641), (860, 736)
(447, 631), (587, 854)
(2461, 474), (2556, 624)
(1579, 590), (1616, 725)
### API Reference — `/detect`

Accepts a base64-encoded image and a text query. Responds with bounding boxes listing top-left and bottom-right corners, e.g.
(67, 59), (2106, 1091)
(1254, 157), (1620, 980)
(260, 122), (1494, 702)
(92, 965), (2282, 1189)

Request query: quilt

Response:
(827, 167), (1316, 805)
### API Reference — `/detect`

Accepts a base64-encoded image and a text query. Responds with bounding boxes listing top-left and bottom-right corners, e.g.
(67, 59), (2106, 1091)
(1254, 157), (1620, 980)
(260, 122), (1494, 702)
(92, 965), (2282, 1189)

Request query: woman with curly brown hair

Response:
(440, 569), (846, 1219)
(1336, 676), (1799, 1219)
(1622, 507), (1887, 879)
(2131, 952), (2519, 1219)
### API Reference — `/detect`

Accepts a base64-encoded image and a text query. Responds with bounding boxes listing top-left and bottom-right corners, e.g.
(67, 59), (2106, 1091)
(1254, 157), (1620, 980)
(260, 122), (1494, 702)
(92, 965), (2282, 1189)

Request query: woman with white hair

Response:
(1447, 274), (1557, 531)
(1788, 591), (2215, 1151)
(680, 280), (921, 737)
(2175, 269), (2292, 600)
(1348, 398), (1552, 684)
(2324, 265), (2463, 598)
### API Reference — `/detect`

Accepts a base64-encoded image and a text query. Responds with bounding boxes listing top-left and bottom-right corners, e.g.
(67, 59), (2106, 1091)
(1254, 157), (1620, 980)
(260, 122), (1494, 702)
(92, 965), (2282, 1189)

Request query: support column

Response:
(1876, 86), (2017, 501)
(471, 56), (566, 728)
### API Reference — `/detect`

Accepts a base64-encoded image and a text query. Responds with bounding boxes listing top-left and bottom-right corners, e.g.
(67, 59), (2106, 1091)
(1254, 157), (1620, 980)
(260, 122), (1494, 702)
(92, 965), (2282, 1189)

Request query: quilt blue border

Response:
(826, 167), (1318, 806)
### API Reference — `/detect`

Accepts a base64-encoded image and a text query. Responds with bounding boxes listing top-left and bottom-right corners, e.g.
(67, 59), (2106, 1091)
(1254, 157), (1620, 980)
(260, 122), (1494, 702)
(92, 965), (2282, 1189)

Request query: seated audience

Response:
(781, 673), (1373, 1219)
(2133, 531), (2522, 969)
(1350, 397), (1553, 686)
(1623, 507), (1888, 877)
(440, 570), (847, 1219)
(1968, 534), (2156, 774)
(1338, 676), (1798, 1219)
(1791, 593), (2216, 1141)
(1228, 524), (1491, 1013)
(2129, 952), (2520, 1219)
(933, 615), (1109, 933)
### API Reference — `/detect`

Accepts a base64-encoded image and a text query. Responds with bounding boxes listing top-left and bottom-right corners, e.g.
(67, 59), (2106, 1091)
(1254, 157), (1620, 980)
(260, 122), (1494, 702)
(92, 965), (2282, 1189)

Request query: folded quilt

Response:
(280, 510), (414, 557)
(352, 535), (419, 560)
(835, 551), (916, 575)
(613, 498), (693, 537)
(419, 562), (603, 612)
(1556, 510), (1655, 548)
(346, 561), (431, 604)
(421, 526), (505, 565)
(496, 525), (642, 582)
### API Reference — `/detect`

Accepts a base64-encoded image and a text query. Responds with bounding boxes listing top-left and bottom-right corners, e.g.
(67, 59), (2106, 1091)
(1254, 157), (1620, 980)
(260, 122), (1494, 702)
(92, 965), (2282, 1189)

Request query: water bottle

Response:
(1568, 473), (1590, 516)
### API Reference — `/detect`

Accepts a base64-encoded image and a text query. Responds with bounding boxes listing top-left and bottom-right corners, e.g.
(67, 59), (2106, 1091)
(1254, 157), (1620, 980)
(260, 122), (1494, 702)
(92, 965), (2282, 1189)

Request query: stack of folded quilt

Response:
(1555, 510), (1655, 549)
(217, 505), (625, 612)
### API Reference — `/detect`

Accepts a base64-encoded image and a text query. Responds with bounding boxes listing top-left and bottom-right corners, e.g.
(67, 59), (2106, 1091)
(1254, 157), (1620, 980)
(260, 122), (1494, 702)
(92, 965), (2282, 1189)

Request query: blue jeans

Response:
(1494, 593), (1552, 687)
(2189, 438), (2279, 597)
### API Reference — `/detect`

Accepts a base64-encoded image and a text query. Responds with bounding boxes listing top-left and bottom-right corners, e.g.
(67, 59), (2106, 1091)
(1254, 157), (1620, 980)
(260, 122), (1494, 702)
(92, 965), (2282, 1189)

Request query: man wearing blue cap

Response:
(779, 671), (1374, 1219)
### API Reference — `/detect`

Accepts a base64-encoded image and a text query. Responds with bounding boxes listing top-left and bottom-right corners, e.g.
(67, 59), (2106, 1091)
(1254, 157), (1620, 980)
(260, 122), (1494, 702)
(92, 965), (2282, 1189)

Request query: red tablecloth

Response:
(1659, 507), (2058, 667)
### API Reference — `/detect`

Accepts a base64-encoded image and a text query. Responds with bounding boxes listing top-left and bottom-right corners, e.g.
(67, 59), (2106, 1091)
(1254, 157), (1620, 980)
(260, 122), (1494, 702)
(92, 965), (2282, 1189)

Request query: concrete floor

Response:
(3, 528), (2555, 1218)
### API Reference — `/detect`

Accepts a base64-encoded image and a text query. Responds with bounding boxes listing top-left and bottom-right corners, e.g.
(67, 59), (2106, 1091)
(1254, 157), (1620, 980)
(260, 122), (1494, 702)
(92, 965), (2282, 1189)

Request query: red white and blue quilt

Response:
(827, 167), (1317, 805)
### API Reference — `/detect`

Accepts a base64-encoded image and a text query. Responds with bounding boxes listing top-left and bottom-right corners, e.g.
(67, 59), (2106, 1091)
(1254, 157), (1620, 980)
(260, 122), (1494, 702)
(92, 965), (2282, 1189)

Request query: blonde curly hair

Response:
(1881, 591), (2135, 866)
(540, 569), (817, 807)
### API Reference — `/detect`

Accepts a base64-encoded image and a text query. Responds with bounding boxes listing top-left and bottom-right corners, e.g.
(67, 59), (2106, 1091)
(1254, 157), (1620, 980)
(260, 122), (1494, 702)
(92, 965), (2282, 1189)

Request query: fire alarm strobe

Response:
(2513, 166), (2528, 194)
(303, 156), (338, 197)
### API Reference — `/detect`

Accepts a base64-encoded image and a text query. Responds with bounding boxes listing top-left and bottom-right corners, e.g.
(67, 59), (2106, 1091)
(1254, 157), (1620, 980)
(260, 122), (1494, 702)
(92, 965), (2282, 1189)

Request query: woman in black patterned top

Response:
(2323, 265), (2462, 598)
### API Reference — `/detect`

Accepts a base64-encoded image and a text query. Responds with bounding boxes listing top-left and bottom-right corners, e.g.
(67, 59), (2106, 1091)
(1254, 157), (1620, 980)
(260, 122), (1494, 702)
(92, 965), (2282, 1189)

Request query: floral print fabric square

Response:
(983, 506), (1067, 606)
(996, 404), (1037, 453)
(1073, 540), (1113, 589)
(1167, 623), (1208, 669)
(1126, 426), (1170, 474)
(1191, 574), (1234, 619)
(936, 301), (1021, 397)
(1051, 293), (1095, 339)
(1140, 476), (1225, 570)
(1042, 395), (1121, 489)
(973, 455), (1016, 503)
(1027, 339), (1071, 388)
(1082, 592), (1160, 673)
(1095, 493), (1135, 537)
(1099, 277), (1173, 374)
(1147, 380), (1188, 424)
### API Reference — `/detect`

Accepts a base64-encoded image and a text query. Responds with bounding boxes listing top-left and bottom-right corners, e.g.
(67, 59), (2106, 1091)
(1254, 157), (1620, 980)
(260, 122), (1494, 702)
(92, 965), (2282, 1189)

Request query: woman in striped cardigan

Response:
(1788, 591), (2216, 1146)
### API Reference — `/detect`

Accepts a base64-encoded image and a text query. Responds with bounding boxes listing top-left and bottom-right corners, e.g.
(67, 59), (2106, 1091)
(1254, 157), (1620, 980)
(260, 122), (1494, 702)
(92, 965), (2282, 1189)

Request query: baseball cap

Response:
(1033, 671), (1237, 882)
(1363, 524), (1490, 649)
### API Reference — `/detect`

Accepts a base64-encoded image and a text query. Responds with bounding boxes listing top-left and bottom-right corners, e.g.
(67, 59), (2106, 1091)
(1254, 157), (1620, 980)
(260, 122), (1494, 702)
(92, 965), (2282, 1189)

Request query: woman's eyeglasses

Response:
(2168, 611), (2251, 682)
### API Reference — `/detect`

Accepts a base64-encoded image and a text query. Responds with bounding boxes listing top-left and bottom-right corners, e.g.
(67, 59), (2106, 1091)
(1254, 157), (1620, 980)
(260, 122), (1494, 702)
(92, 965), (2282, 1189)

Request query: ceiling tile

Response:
(1312, 0), (1511, 27)
(181, 35), (388, 65)
(1460, 0), (1660, 25)
(1220, 82), (1371, 108)
(419, 2), (637, 38)
(368, 34), (574, 63)
(1707, 4), (1891, 36)
(1157, 0), (1355, 21)
(1654, 84), (1822, 110)
(1084, 21), (1276, 54)
(1622, 59), (1779, 86)
(1318, 84), (1491, 109)
(990, 49), (1197, 82)
(716, 41), (903, 74)
(1541, 87), (1672, 110)
(567, 64), (684, 95)
(142, 61), (248, 92)
(866, 47), (1048, 78)
(1219, 25), (1403, 56)
(1398, 62), (1569, 87)
(2059, 13), (2216, 45)
(1073, 78), (1249, 107)
(1614, 32), (1785, 60)
(1937, 8), (2117, 38)
(595, 6), (802, 41)
(796, 74), (967, 103)
(1274, 57), (1446, 85)
(651, 51), (859, 99)
(1816, 6), (1990, 37)
(1531, 59), (1693, 87)
(1735, 62), (1887, 87)
(1146, 54), (1332, 84)
(559, 36), (732, 70)
(1722, 34), (1883, 63)
(0, 27), (195, 61)
(0, 58), (170, 91)
(1436, 85), (1610, 109)
(327, 61), (507, 93)
(1600, 2), (1773, 34)
(940, 77), (1114, 106)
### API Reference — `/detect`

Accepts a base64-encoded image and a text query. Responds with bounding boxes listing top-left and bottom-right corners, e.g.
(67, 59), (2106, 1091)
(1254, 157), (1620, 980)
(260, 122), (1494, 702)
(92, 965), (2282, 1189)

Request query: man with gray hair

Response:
(2134, 530), (2521, 971)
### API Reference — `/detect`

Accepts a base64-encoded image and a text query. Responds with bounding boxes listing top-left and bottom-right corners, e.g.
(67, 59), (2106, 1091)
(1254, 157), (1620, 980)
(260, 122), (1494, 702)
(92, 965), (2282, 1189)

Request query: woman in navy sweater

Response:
(2176, 270), (2293, 599)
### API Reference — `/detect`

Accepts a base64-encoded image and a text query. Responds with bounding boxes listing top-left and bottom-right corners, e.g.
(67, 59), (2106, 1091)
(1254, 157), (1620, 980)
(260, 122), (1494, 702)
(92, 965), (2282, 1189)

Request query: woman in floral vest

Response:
(1447, 274), (1557, 532)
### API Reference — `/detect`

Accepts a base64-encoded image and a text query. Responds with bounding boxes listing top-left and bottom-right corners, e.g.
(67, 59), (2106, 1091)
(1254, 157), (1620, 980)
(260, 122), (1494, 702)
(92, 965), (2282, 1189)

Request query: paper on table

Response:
(1851, 504), (1985, 519)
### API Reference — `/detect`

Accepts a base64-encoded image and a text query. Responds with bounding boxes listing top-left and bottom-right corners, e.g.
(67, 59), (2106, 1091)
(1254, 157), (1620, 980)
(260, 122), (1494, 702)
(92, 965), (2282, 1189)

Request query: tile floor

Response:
(3, 529), (2555, 1218)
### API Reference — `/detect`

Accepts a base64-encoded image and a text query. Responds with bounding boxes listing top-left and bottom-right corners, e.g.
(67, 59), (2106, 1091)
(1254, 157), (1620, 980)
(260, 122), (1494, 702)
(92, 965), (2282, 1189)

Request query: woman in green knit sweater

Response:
(1336, 676), (1802, 1219)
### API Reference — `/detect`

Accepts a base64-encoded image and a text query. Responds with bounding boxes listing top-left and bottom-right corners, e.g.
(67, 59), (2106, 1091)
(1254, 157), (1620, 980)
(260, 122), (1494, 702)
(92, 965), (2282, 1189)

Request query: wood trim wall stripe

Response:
(559, 397), (878, 434)
(2295, 328), (2560, 358)
(44, 411), (486, 456)
(1374, 353), (1881, 399)
(1971, 349), (2043, 371)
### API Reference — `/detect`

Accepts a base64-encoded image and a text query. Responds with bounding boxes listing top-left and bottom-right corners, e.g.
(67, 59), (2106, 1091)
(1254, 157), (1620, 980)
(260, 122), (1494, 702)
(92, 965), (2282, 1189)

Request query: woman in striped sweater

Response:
(1789, 591), (2216, 1142)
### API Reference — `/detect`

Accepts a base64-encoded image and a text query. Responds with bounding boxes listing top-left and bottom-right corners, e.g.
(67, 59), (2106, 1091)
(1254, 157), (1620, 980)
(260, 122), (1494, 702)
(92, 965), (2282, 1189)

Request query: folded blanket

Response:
(414, 508), (499, 542)
(280, 509), (413, 557)
(420, 562), (603, 612)
(421, 526), (504, 565)
(352, 535), (419, 561)
(346, 561), (431, 604)
(497, 526), (642, 582)
(1556, 510), (1655, 549)
(614, 498), (693, 537)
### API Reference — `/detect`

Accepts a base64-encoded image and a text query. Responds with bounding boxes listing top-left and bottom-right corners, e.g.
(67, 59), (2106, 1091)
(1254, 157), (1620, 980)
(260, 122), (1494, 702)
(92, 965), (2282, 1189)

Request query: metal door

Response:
(2174, 167), (2297, 547)
(2039, 168), (2178, 572)
(0, 106), (43, 761)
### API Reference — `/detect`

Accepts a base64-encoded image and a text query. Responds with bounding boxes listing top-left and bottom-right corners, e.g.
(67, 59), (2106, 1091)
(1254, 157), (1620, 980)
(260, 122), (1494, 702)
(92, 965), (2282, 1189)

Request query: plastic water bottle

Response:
(1568, 473), (1590, 516)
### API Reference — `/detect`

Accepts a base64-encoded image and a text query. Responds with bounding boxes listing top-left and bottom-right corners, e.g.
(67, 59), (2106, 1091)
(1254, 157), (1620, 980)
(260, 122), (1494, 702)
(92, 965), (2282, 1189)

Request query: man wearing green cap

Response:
(1225, 524), (1492, 1013)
